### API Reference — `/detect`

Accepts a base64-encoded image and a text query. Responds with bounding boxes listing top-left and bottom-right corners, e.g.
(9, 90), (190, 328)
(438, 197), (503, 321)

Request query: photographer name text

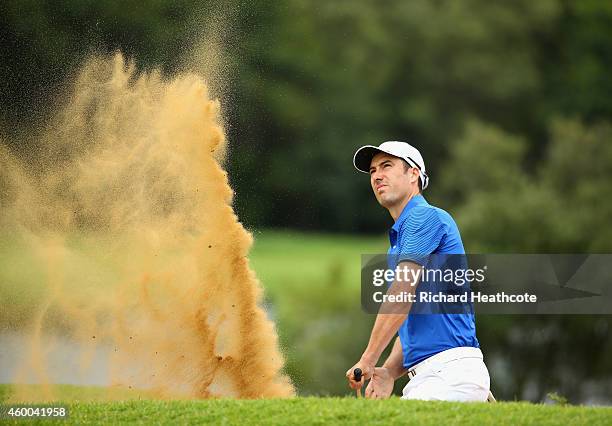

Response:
(372, 291), (538, 304)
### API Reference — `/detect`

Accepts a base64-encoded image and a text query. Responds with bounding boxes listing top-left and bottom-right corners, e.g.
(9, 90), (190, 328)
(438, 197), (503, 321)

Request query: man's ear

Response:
(410, 168), (420, 184)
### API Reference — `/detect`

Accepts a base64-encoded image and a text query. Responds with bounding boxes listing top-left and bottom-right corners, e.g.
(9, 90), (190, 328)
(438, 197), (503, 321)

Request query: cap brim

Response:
(353, 145), (387, 174)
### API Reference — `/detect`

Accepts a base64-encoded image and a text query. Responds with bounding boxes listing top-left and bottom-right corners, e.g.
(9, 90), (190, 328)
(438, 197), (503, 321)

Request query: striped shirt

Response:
(388, 194), (479, 368)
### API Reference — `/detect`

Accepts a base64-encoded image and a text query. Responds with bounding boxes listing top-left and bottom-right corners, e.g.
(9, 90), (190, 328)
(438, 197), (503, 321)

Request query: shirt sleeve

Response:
(397, 207), (447, 266)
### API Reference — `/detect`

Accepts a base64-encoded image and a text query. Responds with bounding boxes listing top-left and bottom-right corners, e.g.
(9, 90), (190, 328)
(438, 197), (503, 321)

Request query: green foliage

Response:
(436, 121), (528, 207)
(0, 0), (210, 134)
(435, 118), (612, 253)
(434, 119), (612, 402)
(223, 0), (612, 231)
(543, 1), (612, 119)
(4, 0), (611, 231)
(541, 120), (612, 251)
(547, 391), (569, 406)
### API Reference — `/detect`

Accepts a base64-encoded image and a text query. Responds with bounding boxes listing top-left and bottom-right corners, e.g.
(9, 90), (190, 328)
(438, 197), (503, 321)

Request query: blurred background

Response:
(1, 0), (611, 403)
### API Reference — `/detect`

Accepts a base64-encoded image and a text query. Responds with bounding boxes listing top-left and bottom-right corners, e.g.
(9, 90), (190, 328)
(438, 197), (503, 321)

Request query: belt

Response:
(407, 347), (483, 379)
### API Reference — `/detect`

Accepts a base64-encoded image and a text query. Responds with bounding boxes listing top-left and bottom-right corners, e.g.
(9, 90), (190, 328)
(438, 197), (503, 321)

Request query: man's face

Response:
(369, 153), (419, 208)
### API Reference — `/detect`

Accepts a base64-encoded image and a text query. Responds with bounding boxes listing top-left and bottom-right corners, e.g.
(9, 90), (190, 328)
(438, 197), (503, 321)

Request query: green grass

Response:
(0, 384), (161, 403)
(1, 385), (611, 425)
(249, 229), (386, 294)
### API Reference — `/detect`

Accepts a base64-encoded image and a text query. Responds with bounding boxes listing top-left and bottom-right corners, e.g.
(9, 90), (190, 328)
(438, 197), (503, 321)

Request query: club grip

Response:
(353, 368), (362, 382)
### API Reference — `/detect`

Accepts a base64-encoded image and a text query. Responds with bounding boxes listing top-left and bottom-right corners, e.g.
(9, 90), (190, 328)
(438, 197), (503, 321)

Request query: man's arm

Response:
(382, 336), (408, 379)
(346, 260), (420, 388)
(364, 337), (407, 399)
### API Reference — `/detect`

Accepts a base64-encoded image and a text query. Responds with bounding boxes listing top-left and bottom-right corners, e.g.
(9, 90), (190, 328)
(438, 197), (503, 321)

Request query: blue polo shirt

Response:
(388, 194), (479, 369)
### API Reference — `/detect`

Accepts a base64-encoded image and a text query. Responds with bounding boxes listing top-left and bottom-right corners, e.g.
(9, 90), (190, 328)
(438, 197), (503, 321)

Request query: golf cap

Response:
(353, 141), (429, 190)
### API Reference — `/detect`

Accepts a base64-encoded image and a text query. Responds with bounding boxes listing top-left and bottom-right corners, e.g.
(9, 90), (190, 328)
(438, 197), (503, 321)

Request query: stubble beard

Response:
(376, 190), (399, 209)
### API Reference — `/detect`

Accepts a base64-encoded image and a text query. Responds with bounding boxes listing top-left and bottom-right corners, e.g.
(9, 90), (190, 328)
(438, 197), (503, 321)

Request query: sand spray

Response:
(0, 53), (294, 400)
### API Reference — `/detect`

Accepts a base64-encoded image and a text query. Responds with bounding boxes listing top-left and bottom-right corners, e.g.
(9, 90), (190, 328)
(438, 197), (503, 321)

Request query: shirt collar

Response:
(390, 194), (428, 234)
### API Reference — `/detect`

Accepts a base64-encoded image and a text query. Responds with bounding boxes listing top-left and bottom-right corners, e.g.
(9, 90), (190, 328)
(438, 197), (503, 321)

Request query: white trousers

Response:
(401, 347), (490, 402)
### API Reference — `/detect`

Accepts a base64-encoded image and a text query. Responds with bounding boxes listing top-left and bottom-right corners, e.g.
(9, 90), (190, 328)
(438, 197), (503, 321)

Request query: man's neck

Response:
(388, 191), (420, 221)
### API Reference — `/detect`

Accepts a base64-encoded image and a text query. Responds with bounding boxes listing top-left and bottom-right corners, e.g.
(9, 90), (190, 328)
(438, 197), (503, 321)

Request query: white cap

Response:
(353, 141), (429, 190)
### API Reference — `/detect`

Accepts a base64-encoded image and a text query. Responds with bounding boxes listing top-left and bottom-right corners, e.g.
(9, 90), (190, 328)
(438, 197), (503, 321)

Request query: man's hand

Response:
(346, 359), (375, 390)
(347, 261), (419, 395)
(365, 367), (394, 399)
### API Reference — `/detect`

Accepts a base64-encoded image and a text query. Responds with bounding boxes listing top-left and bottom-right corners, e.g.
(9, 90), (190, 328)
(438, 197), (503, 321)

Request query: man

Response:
(346, 141), (491, 401)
